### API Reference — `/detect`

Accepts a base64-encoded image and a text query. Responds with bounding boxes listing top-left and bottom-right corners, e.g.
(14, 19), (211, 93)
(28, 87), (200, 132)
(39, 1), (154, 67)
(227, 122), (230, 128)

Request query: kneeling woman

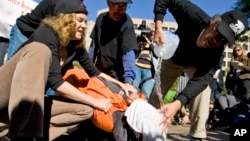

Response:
(0, 1), (134, 140)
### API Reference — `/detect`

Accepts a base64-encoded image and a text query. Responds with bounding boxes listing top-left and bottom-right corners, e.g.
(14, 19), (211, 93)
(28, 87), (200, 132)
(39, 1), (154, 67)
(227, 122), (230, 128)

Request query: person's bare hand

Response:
(238, 62), (244, 67)
(95, 98), (112, 113)
(126, 93), (140, 105)
(181, 115), (190, 125)
(124, 83), (138, 96)
(159, 100), (182, 132)
(213, 74), (218, 79)
(154, 28), (164, 45)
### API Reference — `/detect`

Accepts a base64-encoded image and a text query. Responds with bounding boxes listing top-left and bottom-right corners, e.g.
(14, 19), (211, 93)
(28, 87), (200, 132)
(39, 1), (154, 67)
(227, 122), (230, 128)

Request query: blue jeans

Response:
(0, 38), (8, 66)
(7, 24), (28, 59)
(133, 66), (155, 100)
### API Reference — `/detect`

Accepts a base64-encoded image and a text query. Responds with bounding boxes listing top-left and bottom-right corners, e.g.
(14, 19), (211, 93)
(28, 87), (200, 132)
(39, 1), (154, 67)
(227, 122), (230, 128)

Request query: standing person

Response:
(206, 69), (224, 129)
(0, 1), (135, 140)
(149, 0), (248, 140)
(133, 30), (157, 100)
(7, 0), (82, 59)
(228, 44), (250, 103)
(0, 0), (38, 66)
(89, 0), (138, 93)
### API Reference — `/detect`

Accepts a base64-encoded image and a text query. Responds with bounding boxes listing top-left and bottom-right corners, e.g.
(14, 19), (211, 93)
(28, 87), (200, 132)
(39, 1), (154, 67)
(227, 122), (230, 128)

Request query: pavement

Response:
(0, 122), (230, 141)
(167, 123), (229, 141)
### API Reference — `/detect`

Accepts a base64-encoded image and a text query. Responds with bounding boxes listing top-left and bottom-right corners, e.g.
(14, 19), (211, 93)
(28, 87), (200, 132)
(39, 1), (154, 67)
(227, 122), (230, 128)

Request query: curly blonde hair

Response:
(232, 44), (248, 62)
(42, 13), (85, 49)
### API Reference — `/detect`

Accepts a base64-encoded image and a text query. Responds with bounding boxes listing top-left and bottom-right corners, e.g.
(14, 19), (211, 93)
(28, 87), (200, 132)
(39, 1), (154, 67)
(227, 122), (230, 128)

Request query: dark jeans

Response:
(235, 79), (250, 103)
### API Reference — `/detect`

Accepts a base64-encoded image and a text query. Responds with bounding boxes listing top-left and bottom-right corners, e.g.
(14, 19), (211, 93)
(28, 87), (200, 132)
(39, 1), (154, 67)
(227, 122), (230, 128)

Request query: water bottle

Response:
(153, 31), (179, 60)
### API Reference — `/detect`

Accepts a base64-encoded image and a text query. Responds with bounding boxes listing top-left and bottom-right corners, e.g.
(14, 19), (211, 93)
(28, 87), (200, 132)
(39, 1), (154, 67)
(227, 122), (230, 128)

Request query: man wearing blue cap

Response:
(149, 0), (248, 140)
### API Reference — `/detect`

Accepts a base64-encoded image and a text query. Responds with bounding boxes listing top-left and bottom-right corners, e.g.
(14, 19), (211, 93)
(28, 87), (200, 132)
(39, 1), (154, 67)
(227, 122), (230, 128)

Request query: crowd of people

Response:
(0, 0), (249, 141)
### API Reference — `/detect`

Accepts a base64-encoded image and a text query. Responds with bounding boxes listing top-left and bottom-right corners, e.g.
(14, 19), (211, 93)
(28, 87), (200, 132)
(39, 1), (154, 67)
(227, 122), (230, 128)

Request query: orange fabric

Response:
(63, 68), (145, 132)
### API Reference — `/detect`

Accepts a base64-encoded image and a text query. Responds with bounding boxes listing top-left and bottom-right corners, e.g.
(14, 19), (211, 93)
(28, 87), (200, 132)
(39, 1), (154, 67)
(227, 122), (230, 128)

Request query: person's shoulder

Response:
(121, 13), (133, 25)
(96, 12), (108, 21)
(32, 24), (59, 42)
(36, 24), (55, 34)
(125, 13), (133, 21)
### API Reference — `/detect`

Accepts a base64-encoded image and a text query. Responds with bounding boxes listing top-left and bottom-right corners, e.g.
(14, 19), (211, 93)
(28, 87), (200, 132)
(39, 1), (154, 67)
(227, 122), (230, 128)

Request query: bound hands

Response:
(159, 100), (182, 132)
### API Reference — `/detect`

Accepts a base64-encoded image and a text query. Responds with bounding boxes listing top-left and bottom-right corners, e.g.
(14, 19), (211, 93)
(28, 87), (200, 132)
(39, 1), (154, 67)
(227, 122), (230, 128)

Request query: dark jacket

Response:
(154, 0), (225, 105)
(17, 0), (58, 38)
(90, 12), (137, 82)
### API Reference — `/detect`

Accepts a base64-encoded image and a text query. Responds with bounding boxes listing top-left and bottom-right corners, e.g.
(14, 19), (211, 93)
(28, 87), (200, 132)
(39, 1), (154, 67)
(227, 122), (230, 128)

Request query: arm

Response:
(56, 81), (111, 112)
(153, 0), (169, 45)
(240, 58), (250, 72)
(160, 67), (214, 131)
(154, 20), (165, 45)
(76, 47), (137, 96)
(33, 26), (112, 112)
(122, 51), (138, 94)
(176, 68), (214, 106)
(123, 50), (136, 84)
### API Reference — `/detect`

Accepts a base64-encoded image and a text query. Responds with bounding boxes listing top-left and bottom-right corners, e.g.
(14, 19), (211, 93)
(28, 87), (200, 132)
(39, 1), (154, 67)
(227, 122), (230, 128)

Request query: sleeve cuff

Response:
(176, 95), (189, 106)
(154, 13), (165, 21)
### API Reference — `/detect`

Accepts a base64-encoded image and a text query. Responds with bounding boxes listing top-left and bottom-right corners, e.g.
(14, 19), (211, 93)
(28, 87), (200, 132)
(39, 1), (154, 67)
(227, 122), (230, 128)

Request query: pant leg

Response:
(239, 79), (250, 103)
(225, 95), (238, 108)
(217, 95), (229, 110)
(185, 67), (211, 139)
(133, 66), (142, 88)
(0, 42), (52, 138)
(49, 98), (93, 140)
(148, 59), (183, 108)
(50, 98), (93, 126)
(141, 68), (155, 100)
(188, 86), (211, 138)
(7, 24), (28, 59)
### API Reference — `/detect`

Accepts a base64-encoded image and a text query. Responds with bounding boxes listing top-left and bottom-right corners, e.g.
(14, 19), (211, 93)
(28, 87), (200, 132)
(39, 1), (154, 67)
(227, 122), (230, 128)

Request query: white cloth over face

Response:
(125, 99), (167, 141)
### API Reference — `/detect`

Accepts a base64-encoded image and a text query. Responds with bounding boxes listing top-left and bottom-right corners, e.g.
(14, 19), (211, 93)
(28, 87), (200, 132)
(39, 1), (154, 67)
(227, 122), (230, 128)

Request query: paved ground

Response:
(167, 123), (229, 141)
(0, 122), (230, 141)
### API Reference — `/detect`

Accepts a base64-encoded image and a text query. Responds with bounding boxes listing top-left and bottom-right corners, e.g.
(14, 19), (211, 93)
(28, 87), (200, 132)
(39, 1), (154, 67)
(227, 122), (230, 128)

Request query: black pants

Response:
(235, 79), (250, 103)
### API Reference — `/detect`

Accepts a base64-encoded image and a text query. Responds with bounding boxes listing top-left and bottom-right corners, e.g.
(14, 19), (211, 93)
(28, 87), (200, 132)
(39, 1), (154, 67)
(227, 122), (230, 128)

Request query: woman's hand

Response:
(95, 98), (112, 113)
(238, 61), (244, 67)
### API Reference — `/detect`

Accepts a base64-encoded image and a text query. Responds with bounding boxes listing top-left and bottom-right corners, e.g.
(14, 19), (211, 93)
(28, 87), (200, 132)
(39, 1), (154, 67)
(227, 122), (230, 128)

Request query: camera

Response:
(137, 20), (152, 43)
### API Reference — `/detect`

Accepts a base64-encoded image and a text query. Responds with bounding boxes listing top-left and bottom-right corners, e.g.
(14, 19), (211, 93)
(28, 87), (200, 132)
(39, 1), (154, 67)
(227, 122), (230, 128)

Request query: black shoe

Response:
(190, 136), (204, 141)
